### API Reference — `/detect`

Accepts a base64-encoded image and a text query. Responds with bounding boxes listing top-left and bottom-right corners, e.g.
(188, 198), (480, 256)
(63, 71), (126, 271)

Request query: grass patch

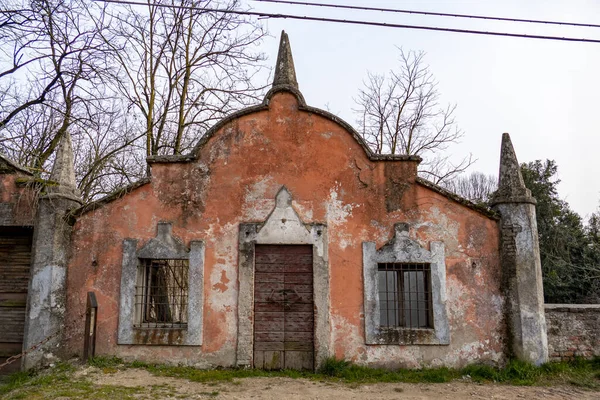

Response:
(140, 363), (315, 383)
(98, 355), (600, 387)
(0, 356), (598, 399)
(0, 361), (143, 399)
(463, 358), (600, 388)
(318, 357), (351, 376)
(315, 357), (600, 387)
(0, 370), (38, 396)
(87, 356), (126, 369)
(317, 358), (459, 383)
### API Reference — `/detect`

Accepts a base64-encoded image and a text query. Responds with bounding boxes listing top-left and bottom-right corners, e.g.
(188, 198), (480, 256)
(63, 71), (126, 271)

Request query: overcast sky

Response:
(245, 0), (600, 219)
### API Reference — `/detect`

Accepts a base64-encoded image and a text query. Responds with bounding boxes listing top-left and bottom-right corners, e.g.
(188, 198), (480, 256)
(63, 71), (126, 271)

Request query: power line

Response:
(93, 0), (600, 44)
(252, 0), (600, 29)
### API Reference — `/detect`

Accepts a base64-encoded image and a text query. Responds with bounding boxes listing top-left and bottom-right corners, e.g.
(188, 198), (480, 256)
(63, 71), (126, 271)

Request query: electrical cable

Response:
(93, 0), (600, 44)
(252, 0), (600, 29)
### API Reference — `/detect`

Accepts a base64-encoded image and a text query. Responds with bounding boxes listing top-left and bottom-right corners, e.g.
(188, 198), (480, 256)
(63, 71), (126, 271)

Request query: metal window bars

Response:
(135, 259), (189, 328)
(377, 263), (433, 329)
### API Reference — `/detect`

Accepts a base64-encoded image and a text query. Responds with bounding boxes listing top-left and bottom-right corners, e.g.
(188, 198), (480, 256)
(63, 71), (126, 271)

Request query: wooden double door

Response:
(253, 245), (314, 370)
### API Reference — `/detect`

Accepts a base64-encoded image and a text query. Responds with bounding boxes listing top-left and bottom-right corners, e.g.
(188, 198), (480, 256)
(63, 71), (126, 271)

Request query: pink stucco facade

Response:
(63, 91), (505, 368)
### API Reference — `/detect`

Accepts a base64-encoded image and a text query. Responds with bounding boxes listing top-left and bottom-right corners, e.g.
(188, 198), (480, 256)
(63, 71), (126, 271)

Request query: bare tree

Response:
(0, 0), (58, 131)
(354, 49), (473, 184)
(0, 0), (148, 202)
(1, 0), (266, 202)
(1, 0), (118, 169)
(104, 0), (267, 157)
(441, 171), (497, 204)
(72, 99), (146, 201)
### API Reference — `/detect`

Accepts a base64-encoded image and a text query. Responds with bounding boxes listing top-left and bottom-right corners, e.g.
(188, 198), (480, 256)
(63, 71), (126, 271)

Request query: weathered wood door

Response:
(254, 245), (314, 370)
(0, 227), (33, 374)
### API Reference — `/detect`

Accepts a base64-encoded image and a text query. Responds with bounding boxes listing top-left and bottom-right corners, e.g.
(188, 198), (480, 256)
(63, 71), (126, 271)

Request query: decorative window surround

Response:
(236, 187), (330, 369)
(118, 222), (204, 346)
(363, 223), (449, 345)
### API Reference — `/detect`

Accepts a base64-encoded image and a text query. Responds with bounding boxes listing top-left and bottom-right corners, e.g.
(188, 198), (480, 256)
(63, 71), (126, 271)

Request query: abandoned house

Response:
(3, 31), (585, 373)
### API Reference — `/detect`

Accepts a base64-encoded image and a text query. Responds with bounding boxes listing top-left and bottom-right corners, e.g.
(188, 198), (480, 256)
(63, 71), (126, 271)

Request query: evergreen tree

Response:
(521, 160), (600, 303)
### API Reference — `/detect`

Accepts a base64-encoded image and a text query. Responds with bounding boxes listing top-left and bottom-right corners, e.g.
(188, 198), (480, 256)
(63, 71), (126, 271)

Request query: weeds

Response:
(87, 356), (125, 369)
(0, 362), (144, 400)
(106, 355), (600, 387)
(318, 358), (351, 376)
(463, 358), (600, 387)
(318, 359), (460, 383)
(142, 363), (313, 383)
(0, 356), (598, 399)
(310, 356), (600, 387)
(0, 370), (37, 396)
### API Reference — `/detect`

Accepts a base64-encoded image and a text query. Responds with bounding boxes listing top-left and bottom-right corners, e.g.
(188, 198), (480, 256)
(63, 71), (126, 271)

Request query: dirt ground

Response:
(82, 367), (599, 400)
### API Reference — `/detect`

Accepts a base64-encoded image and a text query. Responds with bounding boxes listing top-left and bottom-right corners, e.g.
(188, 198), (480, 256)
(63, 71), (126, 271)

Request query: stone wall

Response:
(545, 304), (600, 361)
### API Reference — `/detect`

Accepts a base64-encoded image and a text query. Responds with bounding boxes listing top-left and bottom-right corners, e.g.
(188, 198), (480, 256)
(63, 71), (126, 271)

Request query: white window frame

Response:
(363, 223), (449, 345)
(118, 222), (204, 346)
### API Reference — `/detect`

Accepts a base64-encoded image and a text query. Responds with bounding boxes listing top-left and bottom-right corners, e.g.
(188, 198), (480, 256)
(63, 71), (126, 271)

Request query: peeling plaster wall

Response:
(64, 92), (504, 368)
(0, 173), (36, 226)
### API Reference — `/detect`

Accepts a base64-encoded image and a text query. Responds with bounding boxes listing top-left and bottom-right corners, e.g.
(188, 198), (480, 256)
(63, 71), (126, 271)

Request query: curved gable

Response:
(147, 86), (421, 166)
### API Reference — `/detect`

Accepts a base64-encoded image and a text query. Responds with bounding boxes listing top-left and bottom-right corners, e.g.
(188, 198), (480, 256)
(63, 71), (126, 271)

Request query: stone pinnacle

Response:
(490, 133), (535, 205)
(272, 31), (299, 89)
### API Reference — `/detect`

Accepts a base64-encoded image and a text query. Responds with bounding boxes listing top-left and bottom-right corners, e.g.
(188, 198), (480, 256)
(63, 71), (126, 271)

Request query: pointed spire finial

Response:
(272, 31), (298, 89)
(49, 132), (81, 199)
(490, 133), (535, 205)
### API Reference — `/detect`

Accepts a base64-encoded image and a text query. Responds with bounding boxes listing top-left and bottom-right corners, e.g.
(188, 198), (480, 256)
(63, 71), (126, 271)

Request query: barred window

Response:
(378, 263), (432, 328)
(135, 259), (189, 328)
